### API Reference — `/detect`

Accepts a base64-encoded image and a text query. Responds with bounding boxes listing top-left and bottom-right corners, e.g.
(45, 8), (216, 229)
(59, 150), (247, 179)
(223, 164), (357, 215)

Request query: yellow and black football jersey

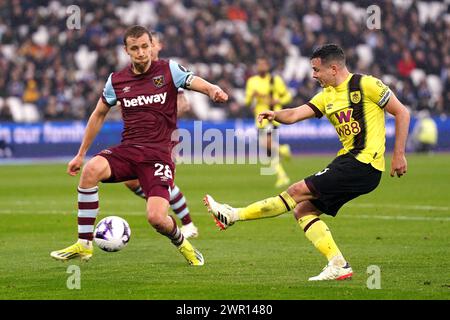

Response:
(245, 74), (292, 129)
(307, 74), (391, 171)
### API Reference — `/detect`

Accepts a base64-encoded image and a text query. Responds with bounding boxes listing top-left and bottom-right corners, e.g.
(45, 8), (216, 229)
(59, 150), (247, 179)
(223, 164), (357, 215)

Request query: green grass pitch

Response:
(0, 154), (449, 300)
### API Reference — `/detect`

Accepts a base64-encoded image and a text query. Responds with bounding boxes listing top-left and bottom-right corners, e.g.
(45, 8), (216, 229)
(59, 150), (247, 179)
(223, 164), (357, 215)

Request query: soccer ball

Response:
(94, 216), (131, 252)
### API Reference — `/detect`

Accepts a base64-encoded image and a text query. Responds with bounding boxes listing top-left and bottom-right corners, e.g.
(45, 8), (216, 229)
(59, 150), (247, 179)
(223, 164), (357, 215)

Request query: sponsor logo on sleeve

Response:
(378, 89), (391, 107)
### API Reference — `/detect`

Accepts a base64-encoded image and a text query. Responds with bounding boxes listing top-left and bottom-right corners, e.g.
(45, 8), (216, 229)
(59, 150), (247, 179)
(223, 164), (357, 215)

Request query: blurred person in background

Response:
(411, 109), (438, 154)
(245, 56), (293, 188)
(1, 0), (448, 122)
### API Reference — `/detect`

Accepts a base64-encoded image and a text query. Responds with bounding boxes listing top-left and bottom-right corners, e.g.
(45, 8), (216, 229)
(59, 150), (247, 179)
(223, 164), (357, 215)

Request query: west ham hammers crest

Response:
(152, 75), (165, 88)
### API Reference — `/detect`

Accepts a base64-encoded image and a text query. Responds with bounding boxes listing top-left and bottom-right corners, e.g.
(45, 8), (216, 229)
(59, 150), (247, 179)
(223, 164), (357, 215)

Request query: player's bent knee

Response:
(146, 210), (164, 225)
(146, 209), (171, 234)
(80, 156), (111, 187)
(146, 194), (170, 231)
(287, 180), (308, 197)
(293, 201), (321, 220)
(287, 180), (315, 203)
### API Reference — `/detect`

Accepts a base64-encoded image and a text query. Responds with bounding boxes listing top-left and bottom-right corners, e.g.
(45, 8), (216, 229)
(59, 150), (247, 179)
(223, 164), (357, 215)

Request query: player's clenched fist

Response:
(258, 110), (276, 124)
(210, 86), (228, 103)
(67, 154), (84, 176)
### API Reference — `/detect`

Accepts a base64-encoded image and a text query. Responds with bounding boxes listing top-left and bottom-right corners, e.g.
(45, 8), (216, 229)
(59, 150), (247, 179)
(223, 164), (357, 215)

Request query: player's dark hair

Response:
(256, 56), (269, 62)
(311, 44), (346, 65)
(123, 25), (152, 46)
(255, 56), (272, 73)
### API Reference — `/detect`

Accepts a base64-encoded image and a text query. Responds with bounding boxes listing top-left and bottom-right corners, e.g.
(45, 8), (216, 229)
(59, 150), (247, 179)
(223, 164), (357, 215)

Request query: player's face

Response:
(311, 58), (336, 88)
(256, 59), (270, 75)
(125, 33), (152, 71)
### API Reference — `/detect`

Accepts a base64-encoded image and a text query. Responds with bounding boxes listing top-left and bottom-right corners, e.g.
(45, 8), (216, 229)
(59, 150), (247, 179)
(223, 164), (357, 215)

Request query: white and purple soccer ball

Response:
(94, 216), (131, 252)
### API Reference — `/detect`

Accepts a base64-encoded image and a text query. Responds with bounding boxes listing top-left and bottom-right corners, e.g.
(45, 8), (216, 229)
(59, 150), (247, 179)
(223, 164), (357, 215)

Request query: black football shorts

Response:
(304, 153), (382, 216)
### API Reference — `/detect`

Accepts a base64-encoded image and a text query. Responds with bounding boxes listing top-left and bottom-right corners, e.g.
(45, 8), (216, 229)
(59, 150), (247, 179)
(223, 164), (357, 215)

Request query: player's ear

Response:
(330, 63), (338, 75)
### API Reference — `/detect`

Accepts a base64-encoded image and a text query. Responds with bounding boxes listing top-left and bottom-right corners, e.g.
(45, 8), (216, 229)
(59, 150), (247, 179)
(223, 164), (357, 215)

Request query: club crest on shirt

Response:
(152, 75), (165, 88)
(350, 91), (361, 104)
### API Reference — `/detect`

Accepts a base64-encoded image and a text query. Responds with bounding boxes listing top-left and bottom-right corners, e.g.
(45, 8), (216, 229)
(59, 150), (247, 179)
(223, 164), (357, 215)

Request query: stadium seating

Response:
(0, 0), (448, 121)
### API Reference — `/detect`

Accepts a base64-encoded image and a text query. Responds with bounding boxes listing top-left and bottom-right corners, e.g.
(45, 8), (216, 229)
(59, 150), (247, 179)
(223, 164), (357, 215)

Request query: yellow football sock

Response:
(279, 144), (291, 159)
(238, 191), (296, 220)
(298, 215), (342, 261)
(276, 163), (288, 179)
(271, 158), (288, 181)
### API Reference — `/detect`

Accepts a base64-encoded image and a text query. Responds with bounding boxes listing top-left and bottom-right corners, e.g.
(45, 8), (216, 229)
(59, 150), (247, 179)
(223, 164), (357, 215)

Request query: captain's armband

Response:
(185, 74), (194, 89)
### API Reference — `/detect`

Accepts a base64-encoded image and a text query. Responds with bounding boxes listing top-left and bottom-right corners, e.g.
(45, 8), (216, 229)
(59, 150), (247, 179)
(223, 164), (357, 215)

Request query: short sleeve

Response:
(169, 60), (194, 89)
(307, 91), (326, 118)
(363, 75), (391, 108)
(101, 73), (117, 107)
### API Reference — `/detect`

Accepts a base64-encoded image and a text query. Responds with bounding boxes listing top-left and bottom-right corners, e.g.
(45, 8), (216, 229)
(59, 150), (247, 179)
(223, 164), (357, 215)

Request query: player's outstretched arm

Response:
(186, 76), (228, 103)
(67, 99), (111, 176)
(258, 104), (316, 125)
(385, 93), (410, 178)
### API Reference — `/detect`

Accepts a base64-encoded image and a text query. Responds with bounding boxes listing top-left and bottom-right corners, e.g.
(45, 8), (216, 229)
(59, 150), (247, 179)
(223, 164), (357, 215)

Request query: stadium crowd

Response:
(0, 0), (449, 122)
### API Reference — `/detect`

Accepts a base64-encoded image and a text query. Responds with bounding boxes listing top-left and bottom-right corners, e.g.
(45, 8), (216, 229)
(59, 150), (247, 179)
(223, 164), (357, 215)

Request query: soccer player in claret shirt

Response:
(50, 25), (228, 265)
(205, 44), (410, 279)
(123, 31), (199, 239)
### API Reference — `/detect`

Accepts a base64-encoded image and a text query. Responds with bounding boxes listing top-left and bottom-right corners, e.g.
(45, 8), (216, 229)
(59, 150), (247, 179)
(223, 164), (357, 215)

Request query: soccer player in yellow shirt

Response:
(205, 44), (410, 281)
(245, 57), (293, 187)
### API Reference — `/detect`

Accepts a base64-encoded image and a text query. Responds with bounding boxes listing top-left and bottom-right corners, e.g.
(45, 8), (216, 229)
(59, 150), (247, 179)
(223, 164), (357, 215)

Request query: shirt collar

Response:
(334, 73), (353, 92)
(127, 62), (153, 76)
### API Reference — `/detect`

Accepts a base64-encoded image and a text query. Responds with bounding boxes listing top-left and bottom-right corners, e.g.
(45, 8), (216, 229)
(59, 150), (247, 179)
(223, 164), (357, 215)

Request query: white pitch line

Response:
(0, 209), (449, 222)
(340, 214), (450, 222)
(8, 200), (449, 212)
(0, 209), (146, 216)
(276, 212), (450, 222)
(346, 203), (450, 212)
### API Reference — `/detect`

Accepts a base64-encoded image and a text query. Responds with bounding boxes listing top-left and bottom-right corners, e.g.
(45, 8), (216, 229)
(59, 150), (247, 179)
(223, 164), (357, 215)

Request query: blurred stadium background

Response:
(0, 0), (449, 160)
